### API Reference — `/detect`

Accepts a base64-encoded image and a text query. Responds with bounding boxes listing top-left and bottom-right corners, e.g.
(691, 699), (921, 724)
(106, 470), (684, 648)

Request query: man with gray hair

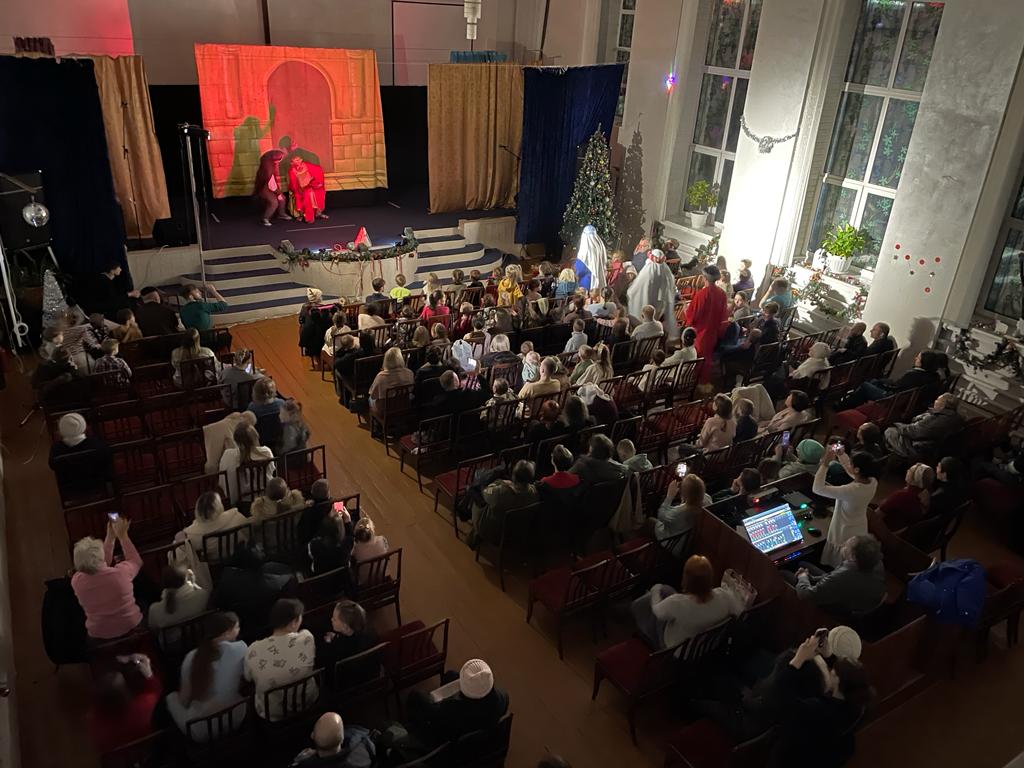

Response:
(630, 304), (665, 340)
(789, 535), (886, 615)
(291, 711), (375, 767)
(426, 369), (489, 417)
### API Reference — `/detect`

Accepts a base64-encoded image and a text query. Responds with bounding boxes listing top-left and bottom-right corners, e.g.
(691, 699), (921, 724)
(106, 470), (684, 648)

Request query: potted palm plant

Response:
(686, 180), (719, 229)
(820, 223), (868, 274)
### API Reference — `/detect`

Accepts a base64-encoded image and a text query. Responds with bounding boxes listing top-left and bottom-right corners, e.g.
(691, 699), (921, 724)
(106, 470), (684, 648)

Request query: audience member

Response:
(526, 400), (565, 443)
(291, 712), (375, 768)
(519, 357), (561, 400)
(570, 434), (628, 485)
(734, 398), (758, 442)
(930, 456), (968, 519)
(789, 535), (886, 615)
(180, 283), (228, 332)
(574, 343), (613, 386)
(865, 321), (896, 356)
(760, 390), (812, 434)
(427, 370), (489, 417)
(778, 439), (825, 479)
(357, 303), (386, 331)
(171, 328), (216, 387)
(654, 473), (711, 542)
(564, 319), (588, 354)
(219, 423), (275, 505)
(202, 410), (256, 475)
(631, 305), (664, 340)
(710, 469), (762, 526)
(617, 439), (653, 472)
(696, 394), (736, 451)
(179, 491), (250, 562)
(72, 517), (142, 640)
(148, 563), (209, 632)
(838, 350), (941, 409)
(219, 349), (265, 408)
(250, 476), (306, 526)
(664, 327), (699, 367)
(211, 545), (296, 642)
(569, 345), (595, 384)
(279, 399), (311, 455)
(540, 445), (582, 491)
(473, 460), (540, 544)
(352, 516), (389, 563)
(408, 659), (510, 745)
(731, 292), (752, 321)
(248, 377), (286, 419)
(420, 290), (451, 327)
(555, 267), (578, 298)
(452, 302), (476, 340)
(757, 457), (781, 484)
(307, 504), (354, 576)
(647, 555), (741, 654)
(576, 382), (618, 426)
(884, 393), (964, 461)
(112, 308), (143, 343)
(245, 599), (317, 721)
(877, 462), (934, 530)
(82, 314), (113, 358)
(759, 277), (794, 311)
(480, 334), (518, 368)
(829, 322), (868, 365)
(389, 274), (411, 301)
(135, 286), (180, 336)
(49, 413), (111, 486)
(368, 347), (414, 416)
(89, 654), (162, 753)
(791, 342), (831, 387)
(732, 259), (753, 293)
(814, 447), (879, 568)
(323, 314), (352, 358)
(167, 611), (247, 739)
(316, 601), (379, 690)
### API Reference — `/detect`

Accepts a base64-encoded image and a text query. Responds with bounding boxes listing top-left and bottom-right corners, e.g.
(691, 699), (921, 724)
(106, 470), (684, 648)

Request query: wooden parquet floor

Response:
(3, 314), (1024, 768)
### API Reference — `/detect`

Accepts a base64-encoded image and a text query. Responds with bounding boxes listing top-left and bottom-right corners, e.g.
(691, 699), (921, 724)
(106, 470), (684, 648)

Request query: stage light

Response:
(22, 200), (49, 228)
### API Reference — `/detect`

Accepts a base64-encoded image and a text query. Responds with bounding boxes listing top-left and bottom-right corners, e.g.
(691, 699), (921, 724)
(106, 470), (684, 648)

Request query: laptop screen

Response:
(742, 503), (803, 555)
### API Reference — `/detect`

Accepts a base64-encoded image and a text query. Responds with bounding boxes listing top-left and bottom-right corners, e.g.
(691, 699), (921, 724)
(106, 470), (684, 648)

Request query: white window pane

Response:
(984, 229), (1023, 318)
(726, 78), (749, 153)
(705, 0), (745, 68)
(857, 194), (894, 270)
(846, 0), (906, 87)
(869, 99), (919, 189)
(693, 74), (733, 150)
(893, 1), (943, 91)
(808, 183), (858, 251)
(622, 0), (636, 10)
(618, 13), (635, 48)
(826, 92), (884, 182)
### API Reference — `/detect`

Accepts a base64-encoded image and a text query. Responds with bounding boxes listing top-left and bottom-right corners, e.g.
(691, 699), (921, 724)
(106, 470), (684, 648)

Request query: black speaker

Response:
(0, 171), (50, 250)
(152, 216), (192, 247)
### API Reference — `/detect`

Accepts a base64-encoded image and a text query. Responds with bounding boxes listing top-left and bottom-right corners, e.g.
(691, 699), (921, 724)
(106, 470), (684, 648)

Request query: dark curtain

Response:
(515, 64), (623, 248)
(0, 56), (125, 277)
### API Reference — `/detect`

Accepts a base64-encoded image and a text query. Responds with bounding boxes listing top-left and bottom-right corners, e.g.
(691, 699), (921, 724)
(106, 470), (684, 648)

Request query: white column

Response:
(716, 0), (831, 288)
(862, 0), (1024, 361)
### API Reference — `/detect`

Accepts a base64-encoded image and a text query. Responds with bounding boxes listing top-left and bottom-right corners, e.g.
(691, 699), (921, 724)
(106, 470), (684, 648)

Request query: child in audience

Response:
(352, 516), (389, 563)
(522, 350), (541, 383)
(497, 265), (523, 307)
(364, 278), (388, 305)
(39, 326), (64, 362)
(717, 270), (734, 298)
(617, 439), (653, 472)
(390, 274), (411, 300)
(641, 349), (667, 389)
(452, 302), (475, 340)
(279, 399), (310, 455)
(733, 259), (754, 293)
(664, 327), (698, 366)
(113, 309), (144, 342)
(732, 292), (752, 320)
(555, 267), (579, 298)
(425, 273), (442, 297)
(734, 398), (758, 442)
(467, 269), (484, 289)
(94, 338), (132, 384)
(564, 319), (587, 354)
(482, 378), (518, 415)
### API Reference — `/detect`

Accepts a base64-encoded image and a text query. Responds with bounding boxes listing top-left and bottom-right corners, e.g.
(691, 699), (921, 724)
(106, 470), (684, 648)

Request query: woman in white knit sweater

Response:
(813, 445), (879, 567)
(650, 555), (741, 655)
(574, 343), (615, 386)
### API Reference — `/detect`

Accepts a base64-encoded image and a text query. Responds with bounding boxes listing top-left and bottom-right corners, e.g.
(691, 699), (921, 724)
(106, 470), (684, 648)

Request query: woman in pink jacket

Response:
(72, 516), (143, 640)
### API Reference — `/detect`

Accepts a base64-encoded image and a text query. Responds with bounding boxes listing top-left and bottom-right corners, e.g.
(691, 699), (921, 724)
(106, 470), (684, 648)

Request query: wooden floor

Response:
(3, 314), (1024, 768)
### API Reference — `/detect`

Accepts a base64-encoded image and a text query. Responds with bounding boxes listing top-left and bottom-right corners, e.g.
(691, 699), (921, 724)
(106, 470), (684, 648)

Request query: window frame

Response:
(806, 1), (939, 268)
(977, 178), (1024, 322)
(614, 0), (636, 120)
(682, 0), (759, 224)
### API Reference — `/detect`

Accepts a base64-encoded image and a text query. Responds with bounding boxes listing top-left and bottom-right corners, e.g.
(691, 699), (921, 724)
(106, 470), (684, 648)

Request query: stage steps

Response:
(406, 226), (503, 291)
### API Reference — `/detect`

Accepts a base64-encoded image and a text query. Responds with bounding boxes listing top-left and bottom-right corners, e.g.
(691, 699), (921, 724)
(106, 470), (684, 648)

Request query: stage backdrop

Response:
(194, 43), (387, 198)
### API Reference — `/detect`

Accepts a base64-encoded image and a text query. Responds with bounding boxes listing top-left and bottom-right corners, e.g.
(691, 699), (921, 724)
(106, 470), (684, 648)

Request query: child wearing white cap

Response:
(406, 658), (510, 746)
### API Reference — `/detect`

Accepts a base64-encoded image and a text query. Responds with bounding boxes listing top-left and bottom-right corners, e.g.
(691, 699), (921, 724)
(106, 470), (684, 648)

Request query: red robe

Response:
(288, 162), (326, 223)
(684, 284), (729, 384)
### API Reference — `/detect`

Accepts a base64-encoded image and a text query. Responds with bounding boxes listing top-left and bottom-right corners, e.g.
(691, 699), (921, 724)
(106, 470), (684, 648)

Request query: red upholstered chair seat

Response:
(529, 566), (575, 611)
(433, 466), (473, 498)
(832, 408), (870, 434)
(595, 637), (655, 693)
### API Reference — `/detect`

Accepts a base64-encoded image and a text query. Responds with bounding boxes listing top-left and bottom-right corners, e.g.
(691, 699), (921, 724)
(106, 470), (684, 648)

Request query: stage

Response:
(128, 185), (517, 325)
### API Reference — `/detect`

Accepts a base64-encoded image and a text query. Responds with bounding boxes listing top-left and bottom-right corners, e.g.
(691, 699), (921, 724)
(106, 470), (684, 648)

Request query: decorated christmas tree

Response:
(561, 127), (618, 250)
(42, 269), (66, 328)
(615, 124), (646, 251)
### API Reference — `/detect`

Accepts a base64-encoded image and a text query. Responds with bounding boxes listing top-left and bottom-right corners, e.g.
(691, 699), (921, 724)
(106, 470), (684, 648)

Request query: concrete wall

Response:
(0, 0), (134, 56)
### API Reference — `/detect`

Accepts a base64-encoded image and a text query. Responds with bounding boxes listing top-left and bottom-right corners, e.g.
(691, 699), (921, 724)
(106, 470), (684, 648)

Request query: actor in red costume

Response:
(253, 149), (288, 227)
(288, 156), (328, 224)
(684, 263), (729, 390)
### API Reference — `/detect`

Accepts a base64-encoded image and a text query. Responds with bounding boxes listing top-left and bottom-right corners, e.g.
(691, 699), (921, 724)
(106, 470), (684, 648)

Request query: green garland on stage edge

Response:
(277, 231), (418, 270)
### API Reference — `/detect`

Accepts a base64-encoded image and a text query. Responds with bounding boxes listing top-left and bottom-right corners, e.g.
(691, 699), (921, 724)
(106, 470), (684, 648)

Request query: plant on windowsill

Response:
(819, 223), (868, 275)
(686, 180), (719, 230)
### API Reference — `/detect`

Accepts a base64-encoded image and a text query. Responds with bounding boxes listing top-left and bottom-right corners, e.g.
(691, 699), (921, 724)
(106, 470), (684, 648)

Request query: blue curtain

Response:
(515, 64), (623, 248)
(0, 56), (125, 277)
(450, 51), (508, 63)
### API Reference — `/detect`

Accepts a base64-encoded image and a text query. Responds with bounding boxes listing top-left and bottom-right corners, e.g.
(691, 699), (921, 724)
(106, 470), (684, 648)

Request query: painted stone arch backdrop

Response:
(195, 43), (387, 198)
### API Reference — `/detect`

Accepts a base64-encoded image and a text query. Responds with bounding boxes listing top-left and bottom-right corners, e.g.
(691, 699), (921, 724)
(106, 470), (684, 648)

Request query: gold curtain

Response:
(428, 63), (523, 213)
(90, 56), (170, 238)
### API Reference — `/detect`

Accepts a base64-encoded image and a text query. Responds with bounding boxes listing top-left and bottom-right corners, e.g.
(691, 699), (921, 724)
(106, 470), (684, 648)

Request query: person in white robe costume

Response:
(574, 224), (608, 292)
(627, 248), (678, 339)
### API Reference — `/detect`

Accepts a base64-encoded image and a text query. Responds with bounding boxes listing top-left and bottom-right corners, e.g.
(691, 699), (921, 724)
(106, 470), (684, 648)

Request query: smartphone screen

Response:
(834, 441), (845, 453)
(781, 430), (791, 447)
(332, 501), (347, 514)
(107, 512), (119, 521)
(675, 462), (688, 478)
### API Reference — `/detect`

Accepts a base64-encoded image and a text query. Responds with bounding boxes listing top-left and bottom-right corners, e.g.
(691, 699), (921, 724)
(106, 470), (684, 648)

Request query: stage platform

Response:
(129, 186), (518, 325)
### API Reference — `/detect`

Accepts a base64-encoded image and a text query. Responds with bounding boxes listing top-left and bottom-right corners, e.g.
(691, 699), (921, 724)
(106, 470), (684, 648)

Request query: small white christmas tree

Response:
(42, 269), (66, 328)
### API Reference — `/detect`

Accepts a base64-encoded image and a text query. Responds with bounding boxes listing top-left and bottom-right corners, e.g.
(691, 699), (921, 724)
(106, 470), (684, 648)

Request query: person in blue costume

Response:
(574, 225), (608, 293)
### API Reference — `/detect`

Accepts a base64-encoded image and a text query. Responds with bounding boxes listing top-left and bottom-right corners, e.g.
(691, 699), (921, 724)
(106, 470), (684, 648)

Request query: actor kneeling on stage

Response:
(288, 155), (328, 224)
(254, 149), (289, 227)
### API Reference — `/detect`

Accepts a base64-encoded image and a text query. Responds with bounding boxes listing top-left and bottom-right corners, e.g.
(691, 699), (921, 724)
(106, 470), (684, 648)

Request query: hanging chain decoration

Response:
(739, 115), (799, 154)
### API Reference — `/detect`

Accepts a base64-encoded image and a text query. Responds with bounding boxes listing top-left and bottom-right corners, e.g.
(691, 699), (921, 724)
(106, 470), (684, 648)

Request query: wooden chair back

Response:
(201, 523), (252, 564)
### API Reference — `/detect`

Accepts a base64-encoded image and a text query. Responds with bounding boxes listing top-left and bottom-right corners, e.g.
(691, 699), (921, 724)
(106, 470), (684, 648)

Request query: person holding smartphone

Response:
(653, 473), (712, 549)
(777, 437), (825, 479)
(813, 443), (879, 568)
(71, 516), (144, 640)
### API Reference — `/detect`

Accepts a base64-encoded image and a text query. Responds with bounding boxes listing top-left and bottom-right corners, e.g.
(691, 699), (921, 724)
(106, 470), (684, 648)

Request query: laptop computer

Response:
(742, 503), (804, 556)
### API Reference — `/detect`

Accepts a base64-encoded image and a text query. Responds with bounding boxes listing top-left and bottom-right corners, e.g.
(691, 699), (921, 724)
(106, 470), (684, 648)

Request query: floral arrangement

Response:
(278, 229), (418, 270)
(953, 327), (1023, 381)
(794, 268), (868, 322)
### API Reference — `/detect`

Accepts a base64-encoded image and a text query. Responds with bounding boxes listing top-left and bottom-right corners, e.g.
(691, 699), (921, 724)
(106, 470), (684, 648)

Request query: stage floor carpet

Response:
(200, 184), (513, 253)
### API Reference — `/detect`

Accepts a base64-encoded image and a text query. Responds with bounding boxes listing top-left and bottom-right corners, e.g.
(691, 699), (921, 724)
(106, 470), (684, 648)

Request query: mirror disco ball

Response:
(22, 201), (50, 228)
